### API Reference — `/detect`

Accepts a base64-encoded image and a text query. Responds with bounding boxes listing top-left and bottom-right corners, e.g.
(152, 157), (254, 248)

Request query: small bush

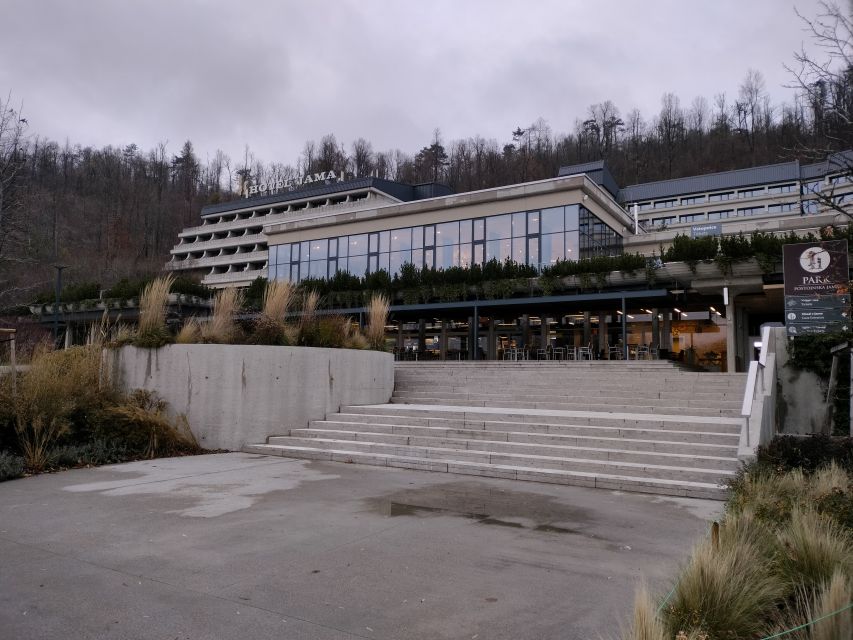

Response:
(14, 346), (105, 471)
(0, 451), (25, 481)
(175, 318), (201, 344)
(48, 439), (131, 468)
(96, 389), (200, 459)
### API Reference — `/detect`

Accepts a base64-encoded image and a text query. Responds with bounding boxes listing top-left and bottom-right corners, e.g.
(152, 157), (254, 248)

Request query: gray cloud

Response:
(0, 0), (825, 166)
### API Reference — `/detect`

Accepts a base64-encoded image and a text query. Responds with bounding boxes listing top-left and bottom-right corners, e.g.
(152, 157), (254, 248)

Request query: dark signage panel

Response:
(786, 322), (849, 336)
(785, 307), (850, 323)
(783, 240), (849, 297)
(785, 295), (850, 310)
(690, 223), (722, 238)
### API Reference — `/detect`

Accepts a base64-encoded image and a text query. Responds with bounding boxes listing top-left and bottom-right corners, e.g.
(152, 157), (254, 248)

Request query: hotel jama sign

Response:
(783, 240), (850, 336)
(243, 170), (346, 198)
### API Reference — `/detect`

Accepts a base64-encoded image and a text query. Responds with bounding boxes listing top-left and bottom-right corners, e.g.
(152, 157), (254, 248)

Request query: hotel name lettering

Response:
(244, 170), (345, 198)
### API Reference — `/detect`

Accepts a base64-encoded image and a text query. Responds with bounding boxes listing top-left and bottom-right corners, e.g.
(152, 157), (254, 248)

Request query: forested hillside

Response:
(1, 4), (851, 310)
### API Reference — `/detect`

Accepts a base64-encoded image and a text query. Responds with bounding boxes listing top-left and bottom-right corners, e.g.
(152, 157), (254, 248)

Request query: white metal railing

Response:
(739, 325), (778, 460)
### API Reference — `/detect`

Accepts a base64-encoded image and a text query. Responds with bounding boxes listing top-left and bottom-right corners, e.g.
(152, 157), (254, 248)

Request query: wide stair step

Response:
(243, 361), (745, 500)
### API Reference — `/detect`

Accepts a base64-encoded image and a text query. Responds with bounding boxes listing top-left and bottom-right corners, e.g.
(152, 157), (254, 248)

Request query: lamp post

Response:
(52, 264), (66, 347)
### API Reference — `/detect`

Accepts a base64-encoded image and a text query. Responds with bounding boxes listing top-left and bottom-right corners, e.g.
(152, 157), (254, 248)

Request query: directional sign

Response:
(786, 307), (850, 324)
(787, 322), (849, 336)
(785, 295), (850, 310)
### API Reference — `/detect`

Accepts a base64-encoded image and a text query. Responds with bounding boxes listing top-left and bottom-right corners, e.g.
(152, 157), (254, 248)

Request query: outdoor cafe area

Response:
(388, 309), (731, 371)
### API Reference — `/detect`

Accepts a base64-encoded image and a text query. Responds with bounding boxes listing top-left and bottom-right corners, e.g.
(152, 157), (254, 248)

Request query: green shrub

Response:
(49, 439), (131, 468)
(0, 451), (24, 481)
(750, 435), (853, 474)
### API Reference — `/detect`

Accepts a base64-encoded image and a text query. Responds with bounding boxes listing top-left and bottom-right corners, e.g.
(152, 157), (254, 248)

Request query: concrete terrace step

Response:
(242, 443), (728, 500)
(265, 436), (735, 482)
(315, 415), (740, 446)
(278, 432), (740, 471)
(391, 387), (746, 401)
(242, 362), (744, 500)
(340, 404), (744, 433)
(388, 395), (741, 417)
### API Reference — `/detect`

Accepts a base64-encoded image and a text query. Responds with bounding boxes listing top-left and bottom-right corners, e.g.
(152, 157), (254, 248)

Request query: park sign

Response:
(783, 240), (850, 336)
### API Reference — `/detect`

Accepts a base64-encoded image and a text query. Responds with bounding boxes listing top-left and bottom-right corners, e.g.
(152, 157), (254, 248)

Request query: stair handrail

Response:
(739, 325), (778, 461)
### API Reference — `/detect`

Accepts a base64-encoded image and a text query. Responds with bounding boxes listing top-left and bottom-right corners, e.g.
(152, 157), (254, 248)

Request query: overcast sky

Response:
(0, 0), (826, 167)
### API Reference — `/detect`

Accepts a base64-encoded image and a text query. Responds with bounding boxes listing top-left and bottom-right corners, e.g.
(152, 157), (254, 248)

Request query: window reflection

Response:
(266, 205), (620, 282)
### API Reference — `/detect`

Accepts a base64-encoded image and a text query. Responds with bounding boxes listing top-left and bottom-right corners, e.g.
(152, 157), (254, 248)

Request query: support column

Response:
(662, 309), (672, 356)
(540, 316), (549, 352)
(598, 311), (608, 359)
(472, 307), (480, 360)
(467, 316), (475, 360)
(651, 307), (660, 353)
(396, 324), (403, 351)
(583, 311), (592, 348)
(726, 297), (737, 373)
(440, 320), (448, 361)
(418, 318), (426, 357)
(487, 318), (496, 360)
(520, 314), (529, 349)
(621, 298), (628, 360)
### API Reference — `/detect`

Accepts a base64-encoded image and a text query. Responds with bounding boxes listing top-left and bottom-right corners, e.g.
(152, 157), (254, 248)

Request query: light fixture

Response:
(627, 315), (634, 319)
(673, 307), (682, 314)
(709, 306), (717, 313)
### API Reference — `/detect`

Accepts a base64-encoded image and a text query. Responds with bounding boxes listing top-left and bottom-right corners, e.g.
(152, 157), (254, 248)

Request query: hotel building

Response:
(166, 153), (853, 371)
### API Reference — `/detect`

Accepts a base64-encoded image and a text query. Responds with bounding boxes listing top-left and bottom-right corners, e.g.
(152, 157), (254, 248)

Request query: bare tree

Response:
(787, 1), (853, 217)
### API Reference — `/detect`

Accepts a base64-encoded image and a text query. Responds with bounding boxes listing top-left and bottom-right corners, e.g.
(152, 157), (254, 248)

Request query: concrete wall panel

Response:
(104, 345), (394, 450)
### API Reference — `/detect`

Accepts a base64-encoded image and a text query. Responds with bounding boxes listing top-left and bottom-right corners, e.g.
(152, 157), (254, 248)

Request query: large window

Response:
(267, 204), (621, 282)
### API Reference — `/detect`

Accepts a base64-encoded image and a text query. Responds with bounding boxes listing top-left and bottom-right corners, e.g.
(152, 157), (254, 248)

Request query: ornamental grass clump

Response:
(811, 569), (852, 640)
(662, 510), (785, 639)
(135, 274), (174, 347)
(366, 293), (390, 351)
(774, 508), (853, 592)
(175, 318), (201, 344)
(13, 345), (106, 471)
(201, 287), (243, 344)
(619, 586), (667, 640)
(252, 280), (295, 345)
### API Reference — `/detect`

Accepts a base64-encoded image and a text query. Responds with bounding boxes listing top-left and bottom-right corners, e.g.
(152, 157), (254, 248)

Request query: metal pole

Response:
(849, 348), (852, 437)
(52, 265), (67, 348)
(621, 297), (628, 360)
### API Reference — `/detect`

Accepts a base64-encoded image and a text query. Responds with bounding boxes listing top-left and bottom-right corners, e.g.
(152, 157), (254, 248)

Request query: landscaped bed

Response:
(621, 435), (852, 639)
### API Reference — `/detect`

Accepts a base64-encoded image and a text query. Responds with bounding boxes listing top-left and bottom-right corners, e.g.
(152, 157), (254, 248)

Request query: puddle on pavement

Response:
(366, 480), (603, 540)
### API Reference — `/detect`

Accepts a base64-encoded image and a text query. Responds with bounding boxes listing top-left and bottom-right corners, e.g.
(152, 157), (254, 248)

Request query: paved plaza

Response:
(0, 453), (720, 639)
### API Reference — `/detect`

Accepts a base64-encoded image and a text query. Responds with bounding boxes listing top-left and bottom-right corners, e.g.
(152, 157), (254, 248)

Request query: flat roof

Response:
(200, 178), (451, 217)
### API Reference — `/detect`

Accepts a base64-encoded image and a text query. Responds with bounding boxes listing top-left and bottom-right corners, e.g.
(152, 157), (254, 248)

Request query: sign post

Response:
(782, 240), (850, 337)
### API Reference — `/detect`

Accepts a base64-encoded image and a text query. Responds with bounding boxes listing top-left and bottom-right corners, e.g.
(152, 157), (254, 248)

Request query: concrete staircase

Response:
(244, 361), (747, 500)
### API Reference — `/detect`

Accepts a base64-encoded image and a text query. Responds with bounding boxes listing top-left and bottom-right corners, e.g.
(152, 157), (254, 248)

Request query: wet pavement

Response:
(0, 453), (721, 639)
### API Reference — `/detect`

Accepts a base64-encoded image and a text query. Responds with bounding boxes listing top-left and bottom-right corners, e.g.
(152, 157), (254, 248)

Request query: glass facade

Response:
(269, 205), (622, 282)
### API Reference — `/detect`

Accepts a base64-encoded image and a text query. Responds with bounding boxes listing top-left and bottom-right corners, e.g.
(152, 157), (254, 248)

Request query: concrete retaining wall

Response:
(771, 329), (830, 435)
(104, 345), (394, 450)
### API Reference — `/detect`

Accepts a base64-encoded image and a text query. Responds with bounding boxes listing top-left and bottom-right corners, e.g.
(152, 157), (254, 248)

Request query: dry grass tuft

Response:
(175, 318), (201, 344)
(664, 521), (784, 639)
(100, 389), (199, 458)
(620, 586), (667, 640)
(775, 508), (853, 592)
(202, 287), (243, 344)
(13, 346), (106, 471)
(262, 280), (295, 322)
(365, 293), (390, 351)
(138, 275), (174, 336)
(811, 569), (852, 640)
